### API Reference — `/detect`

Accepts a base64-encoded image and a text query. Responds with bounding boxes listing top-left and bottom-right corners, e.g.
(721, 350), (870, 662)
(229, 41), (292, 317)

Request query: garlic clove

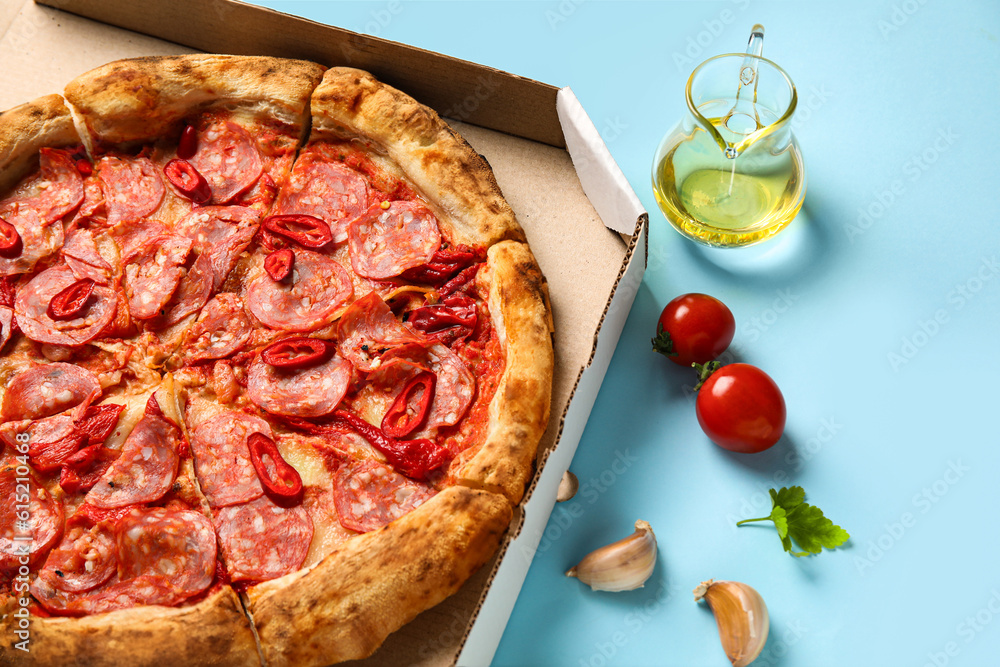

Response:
(556, 471), (579, 502)
(566, 520), (656, 592)
(694, 579), (769, 667)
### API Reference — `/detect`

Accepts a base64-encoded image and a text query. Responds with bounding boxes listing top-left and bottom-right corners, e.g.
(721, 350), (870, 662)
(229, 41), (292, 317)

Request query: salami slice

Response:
(246, 250), (353, 331)
(1, 362), (101, 421)
(123, 235), (192, 319)
(96, 156), (165, 226)
(337, 292), (428, 372)
(271, 152), (369, 243)
(0, 467), (64, 571)
(15, 265), (117, 346)
(348, 201), (441, 279)
(377, 343), (475, 432)
(214, 495), (312, 582)
(115, 507), (216, 595)
(150, 249), (214, 327)
(189, 120), (263, 204)
(189, 411), (267, 508)
(62, 228), (112, 285)
(0, 208), (63, 276)
(31, 573), (190, 616)
(37, 520), (117, 593)
(333, 459), (436, 533)
(182, 293), (253, 363)
(0, 306), (12, 350)
(85, 400), (181, 508)
(248, 350), (352, 417)
(175, 205), (259, 290)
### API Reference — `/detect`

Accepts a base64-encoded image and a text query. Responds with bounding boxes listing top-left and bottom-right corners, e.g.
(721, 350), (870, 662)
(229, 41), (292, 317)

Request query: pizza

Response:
(0, 55), (553, 666)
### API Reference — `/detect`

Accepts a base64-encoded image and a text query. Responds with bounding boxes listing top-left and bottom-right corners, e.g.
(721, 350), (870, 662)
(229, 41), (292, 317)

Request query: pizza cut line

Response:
(0, 56), (553, 666)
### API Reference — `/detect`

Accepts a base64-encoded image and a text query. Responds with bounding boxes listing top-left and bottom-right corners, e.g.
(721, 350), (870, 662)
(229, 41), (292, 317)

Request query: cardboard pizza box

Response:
(0, 1), (648, 664)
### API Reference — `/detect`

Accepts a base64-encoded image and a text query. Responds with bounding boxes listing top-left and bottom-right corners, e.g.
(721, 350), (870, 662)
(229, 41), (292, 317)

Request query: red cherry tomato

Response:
(652, 293), (735, 366)
(695, 363), (786, 453)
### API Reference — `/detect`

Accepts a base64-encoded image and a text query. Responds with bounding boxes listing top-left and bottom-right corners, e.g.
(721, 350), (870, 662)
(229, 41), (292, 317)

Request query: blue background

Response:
(252, 2), (999, 665)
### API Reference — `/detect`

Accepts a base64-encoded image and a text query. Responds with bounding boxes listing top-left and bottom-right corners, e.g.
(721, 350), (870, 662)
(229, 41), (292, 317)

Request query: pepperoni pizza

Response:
(0, 56), (553, 666)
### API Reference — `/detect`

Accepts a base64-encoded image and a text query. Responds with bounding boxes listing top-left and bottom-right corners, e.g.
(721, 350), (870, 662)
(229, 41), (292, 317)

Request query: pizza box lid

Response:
(0, 1), (647, 664)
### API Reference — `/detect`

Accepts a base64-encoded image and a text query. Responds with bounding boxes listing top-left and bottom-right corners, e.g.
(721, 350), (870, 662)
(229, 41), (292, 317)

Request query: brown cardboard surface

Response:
(0, 1), (641, 664)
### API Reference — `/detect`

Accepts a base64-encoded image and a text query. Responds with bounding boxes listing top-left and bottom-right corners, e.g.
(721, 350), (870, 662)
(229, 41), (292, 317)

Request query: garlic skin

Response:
(556, 471), (579, 502)
(694, 579), (769, 667)
(566, 520), (656, 591)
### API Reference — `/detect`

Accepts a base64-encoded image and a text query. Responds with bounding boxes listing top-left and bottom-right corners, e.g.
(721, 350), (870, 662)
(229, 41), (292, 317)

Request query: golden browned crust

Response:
(309, 67), (525, 247)
(246, 486), (512, 666)
(63, 55), (325, 148)
(0, 94), (81, 192)
(455, 240), (554, 504)
(0, 587), (260, 666)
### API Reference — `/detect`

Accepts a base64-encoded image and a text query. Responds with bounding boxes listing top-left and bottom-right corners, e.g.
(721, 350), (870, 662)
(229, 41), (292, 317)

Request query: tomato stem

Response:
(650, 325), (677, 358)
(692, 361), (721, 391)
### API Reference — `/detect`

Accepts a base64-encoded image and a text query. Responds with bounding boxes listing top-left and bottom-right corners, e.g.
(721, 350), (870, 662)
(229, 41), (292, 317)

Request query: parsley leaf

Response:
(737, 486), (850, 557)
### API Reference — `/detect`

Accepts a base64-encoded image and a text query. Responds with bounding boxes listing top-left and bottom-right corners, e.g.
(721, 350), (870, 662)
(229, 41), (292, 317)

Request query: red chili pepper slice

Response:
(334, 409), (451, 481)
(75, 159), (93, 177)
(381, 372), (436, 438)
(29, 432), (86, 473)
(177, 124), (198, 160)
(247, 432), (304, 505)
(405, 294), (478, 345)
(400, 245), (484, 285)
(261, 214), (333, 250)
(261, 337), (333, 370)
(0, 217), (23, 259)
(75, 404), (125, 446)
(46, 278), (95, 322)
(264, 248), (295, 282)
(164, 158), (211, 204)
(59, 444), (118, 494)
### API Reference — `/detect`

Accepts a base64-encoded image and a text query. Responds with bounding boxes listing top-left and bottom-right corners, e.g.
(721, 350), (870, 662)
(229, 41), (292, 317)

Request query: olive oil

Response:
(652, 101), (805, 248)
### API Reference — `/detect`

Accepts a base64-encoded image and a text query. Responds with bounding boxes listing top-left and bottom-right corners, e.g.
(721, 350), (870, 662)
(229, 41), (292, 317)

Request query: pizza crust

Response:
(0, 587), (260, 666)
(0, 94), (81, 192)
(309, 67), (525, 248)
(63, 55), (326, 148)
(245, 486), (512, 666)
(455, 240), (554, 503)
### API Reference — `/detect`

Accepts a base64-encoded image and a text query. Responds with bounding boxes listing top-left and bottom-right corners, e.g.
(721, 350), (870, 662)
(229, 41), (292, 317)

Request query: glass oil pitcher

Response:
(652, 26), (805, 247)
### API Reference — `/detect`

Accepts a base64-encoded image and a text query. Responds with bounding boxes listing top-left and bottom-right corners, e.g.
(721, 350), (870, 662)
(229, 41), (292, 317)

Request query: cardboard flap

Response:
(557, 87), (645, 236)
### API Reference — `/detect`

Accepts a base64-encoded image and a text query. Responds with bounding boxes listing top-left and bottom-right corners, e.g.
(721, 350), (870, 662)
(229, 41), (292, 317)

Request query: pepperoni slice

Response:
(189, 411), (267, 508)
(0, 208), (64, 277)
(62, 228), (112, 285)
(21, 149), (86, 223)
(333, 459), (436, 533)
(337, 292), (428, 372)
(115, 507), (216, 596)
(214, 495), (312, 582)
(37, 520), (116, 593)
(247, 350), (352, 418)
(348, 201), (442, 279)
(376, 343), (475, 433)
(96, 156), (165, 226)
(174, 205), (260, 290)
(32, 574), (189, 616)
(245, 250), (353, 332)
(85, 399), (181, 508)
(150, 249), (214, 327)
(0, 306), (12, 350)
(15, 265), (117, 346)
(0, 362), (101, 422)
(123, 235), (192, 320)
(271, 151), (369, 243)
(0, 467), (64, 571)
(182, 293), (253, 363)
(189, 120), (263, 204)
